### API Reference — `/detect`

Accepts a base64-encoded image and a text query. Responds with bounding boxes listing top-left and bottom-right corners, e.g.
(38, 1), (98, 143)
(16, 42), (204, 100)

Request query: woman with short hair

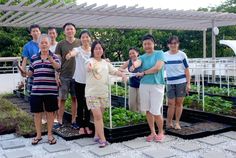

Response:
(135, 34), (166, 142)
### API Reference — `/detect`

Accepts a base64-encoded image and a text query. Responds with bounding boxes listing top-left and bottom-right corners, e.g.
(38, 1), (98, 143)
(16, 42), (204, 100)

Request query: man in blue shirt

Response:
(21, 24), (41, 94)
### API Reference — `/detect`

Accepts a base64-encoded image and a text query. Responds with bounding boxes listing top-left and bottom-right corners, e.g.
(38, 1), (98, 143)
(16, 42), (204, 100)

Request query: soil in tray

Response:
(53, 122), (93, 140)
(193, 122), (231, 132)
(166, 121), (231, 138)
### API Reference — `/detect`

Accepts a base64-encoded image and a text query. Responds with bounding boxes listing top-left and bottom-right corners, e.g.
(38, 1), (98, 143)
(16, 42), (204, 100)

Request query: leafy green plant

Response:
(65, 96), (72, 113)
(184, 94), (234, 115)
(103, 107), (146, 128)
(191, 84), (236, 97)
(111, 85), (128, 97)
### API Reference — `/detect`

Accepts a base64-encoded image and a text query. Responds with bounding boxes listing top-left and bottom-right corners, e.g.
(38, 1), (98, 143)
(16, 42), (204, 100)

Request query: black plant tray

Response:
(111, 95), (128, 108)
(189, 91), (236, 105)
(53, 111), (94, 141)
(207, 82), (236, 88)
(53, 126), (93, 141)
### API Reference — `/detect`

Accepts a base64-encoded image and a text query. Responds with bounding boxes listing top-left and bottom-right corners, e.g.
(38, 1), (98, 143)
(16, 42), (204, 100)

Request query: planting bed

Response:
(11, 89), (236, 142)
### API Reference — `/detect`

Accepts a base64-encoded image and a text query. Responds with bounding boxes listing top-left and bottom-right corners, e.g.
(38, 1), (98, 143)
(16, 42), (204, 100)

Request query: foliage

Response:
(0, 95), (35, 135)
(1, 0), (236, 59)
(103, 107), (146, 128)
(65, 95), (72, 113)
(111, 85), (128, 97)
(191, 84), (236, 97)
(184, 94), (233, 115)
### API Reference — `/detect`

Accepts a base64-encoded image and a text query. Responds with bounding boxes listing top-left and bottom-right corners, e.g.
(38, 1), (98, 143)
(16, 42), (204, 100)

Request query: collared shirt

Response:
(29, 51), (60, 95)
(22, 40), (39, 60)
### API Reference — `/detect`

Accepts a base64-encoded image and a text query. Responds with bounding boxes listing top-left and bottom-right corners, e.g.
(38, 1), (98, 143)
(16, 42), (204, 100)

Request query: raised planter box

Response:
(189, 91), (236, 105)
(111, 95), (128, 108)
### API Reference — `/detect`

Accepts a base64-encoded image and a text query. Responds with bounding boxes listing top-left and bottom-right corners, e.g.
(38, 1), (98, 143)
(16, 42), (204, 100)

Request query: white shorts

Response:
(139, 84), (165, 115)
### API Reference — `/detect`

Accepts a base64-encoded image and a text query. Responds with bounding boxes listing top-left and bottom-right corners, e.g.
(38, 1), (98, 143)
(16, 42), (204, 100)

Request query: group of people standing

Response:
(19, 22), (190, 148)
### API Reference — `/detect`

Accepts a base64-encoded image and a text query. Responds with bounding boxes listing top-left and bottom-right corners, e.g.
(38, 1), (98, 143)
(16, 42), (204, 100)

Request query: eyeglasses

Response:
(169, 42), (178, 45)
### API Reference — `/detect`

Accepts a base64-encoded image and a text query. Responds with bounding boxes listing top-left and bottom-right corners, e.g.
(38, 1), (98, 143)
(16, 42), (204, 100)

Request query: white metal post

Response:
(203, 30), (207, 58)
(108, 76), (112, 129)
(212, 20), (216, 83)
(202, 69), (205, 112)
(124, 80), (127, 109)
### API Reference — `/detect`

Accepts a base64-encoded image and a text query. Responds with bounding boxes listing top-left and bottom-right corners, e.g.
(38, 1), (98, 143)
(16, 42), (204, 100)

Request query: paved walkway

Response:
(0, 131), (236, 158)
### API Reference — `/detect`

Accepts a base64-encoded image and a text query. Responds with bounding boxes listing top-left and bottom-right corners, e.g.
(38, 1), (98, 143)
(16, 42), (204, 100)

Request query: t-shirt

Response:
(73, 47), (91, 84)
(85, 58), (118, 98)
(55, 39), (80, 78)
(164, 50), (189, 85)
(29, 51), (61, 95)
(22, 40), (39, 60)
(49, 42), (58, 53)
(128, 59), (141, 88)
(139, 50), (165, 85)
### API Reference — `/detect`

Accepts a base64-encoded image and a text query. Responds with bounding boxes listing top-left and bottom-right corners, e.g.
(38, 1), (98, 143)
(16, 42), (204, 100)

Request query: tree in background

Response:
(0, 0), (236, 60)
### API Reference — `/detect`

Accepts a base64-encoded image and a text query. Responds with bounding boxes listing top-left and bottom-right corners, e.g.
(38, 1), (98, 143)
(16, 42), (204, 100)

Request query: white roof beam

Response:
(9, 0), (54, 24)
(17, 2), (69, 24)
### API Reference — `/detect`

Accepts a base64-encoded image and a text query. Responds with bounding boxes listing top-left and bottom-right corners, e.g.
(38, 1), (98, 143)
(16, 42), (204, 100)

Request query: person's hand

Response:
(129, 65), (135, 72)
(136, 72), (144, 77)
(186, 82), (191, 95)
(56, 78), (62, 87)
(48, 55), (54, 63)
(19, 66), (26, 77)
(87, 62), (93, 72)
(121, 73), (128, 82)
(65, 51), (72, 60)
(105, 58), (110, 63)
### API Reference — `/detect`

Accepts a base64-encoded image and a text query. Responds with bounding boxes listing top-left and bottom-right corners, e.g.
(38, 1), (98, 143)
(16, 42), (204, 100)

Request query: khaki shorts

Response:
(58, 77), (76, 100)
(139, 84), (164, 115)
(86, 96), (109, 110)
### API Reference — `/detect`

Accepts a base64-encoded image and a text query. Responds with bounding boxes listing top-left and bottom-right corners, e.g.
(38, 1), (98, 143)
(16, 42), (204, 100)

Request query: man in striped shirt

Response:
(23, 34), (60, 145)
(164, 36), (191, 130)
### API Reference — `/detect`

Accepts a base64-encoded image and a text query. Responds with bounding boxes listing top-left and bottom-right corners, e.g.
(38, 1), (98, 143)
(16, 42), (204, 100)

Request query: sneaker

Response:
(71, 122), (79, 130)
(53, 123), (63, 130)
(154, 133), (165, 142)
(99, 140), (109, 148)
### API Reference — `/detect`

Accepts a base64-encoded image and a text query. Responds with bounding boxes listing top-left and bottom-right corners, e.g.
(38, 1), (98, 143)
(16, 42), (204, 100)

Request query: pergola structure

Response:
(1, 0), (236, 58)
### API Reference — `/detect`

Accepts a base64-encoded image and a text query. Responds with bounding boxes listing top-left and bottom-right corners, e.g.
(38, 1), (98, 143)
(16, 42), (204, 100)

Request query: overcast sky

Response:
(77, 0), (225, 10)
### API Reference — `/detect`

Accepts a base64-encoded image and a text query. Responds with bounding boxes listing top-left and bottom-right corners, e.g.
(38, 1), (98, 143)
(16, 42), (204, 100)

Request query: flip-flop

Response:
(48, 137), (57, 145)
(31, 138), (42, 145)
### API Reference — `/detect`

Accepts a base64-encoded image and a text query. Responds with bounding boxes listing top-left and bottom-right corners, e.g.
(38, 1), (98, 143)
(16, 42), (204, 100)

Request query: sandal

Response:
(146, 134), (156, 142)
(85, 127), (93, 135)
(48, 137), (57, 145)
(154, 133), (165, 142)
(31, 137), (42, 145)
